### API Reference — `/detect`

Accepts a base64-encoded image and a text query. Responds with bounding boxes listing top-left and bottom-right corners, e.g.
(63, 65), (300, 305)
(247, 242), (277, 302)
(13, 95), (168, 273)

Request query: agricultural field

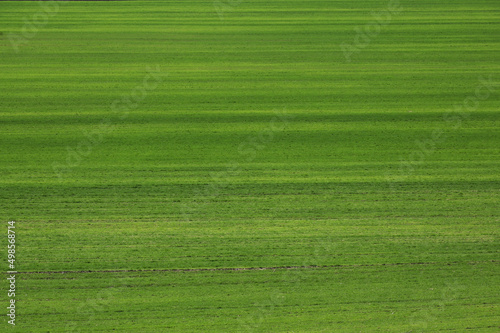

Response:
(1, 0), (499, 332)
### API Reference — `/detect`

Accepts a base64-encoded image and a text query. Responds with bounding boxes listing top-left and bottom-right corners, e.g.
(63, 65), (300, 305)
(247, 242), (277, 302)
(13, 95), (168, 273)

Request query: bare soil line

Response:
(6, 260), (496, 275)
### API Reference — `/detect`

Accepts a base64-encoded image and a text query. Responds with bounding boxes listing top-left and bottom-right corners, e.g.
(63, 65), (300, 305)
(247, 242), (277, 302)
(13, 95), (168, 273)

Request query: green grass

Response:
(1, 0), (499, 331)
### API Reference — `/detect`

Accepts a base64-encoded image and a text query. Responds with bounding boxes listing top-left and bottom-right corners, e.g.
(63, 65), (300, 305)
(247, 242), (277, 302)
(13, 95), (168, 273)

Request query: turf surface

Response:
(1, 0), (499, 331)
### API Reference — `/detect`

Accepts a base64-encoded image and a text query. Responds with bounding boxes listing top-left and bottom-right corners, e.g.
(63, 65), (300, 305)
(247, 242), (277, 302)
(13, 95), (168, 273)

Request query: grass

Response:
(1, 0), (499, 331)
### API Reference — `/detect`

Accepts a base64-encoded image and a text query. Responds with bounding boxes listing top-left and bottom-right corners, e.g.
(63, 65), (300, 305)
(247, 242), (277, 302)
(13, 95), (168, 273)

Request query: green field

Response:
(1, 0), (499, 331)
